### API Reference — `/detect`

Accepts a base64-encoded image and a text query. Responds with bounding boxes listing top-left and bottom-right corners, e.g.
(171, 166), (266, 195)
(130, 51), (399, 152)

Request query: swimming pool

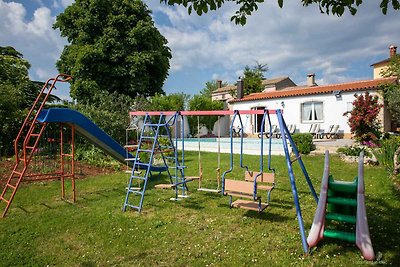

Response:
(176, 137), (289, 155)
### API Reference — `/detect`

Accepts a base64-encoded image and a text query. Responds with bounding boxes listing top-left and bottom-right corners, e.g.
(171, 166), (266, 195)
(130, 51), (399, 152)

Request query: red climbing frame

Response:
(0, 74), (76, 218)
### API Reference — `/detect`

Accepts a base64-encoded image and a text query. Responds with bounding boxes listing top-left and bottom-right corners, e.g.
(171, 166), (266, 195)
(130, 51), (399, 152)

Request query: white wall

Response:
(230, 90), (376, 135)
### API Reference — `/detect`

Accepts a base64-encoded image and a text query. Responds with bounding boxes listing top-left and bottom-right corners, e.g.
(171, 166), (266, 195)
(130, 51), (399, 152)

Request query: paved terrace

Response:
(312, 138), (355, 154)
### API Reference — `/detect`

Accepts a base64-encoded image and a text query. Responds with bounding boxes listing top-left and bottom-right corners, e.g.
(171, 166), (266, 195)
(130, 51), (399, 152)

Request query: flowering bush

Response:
(344, 92), (382, 145)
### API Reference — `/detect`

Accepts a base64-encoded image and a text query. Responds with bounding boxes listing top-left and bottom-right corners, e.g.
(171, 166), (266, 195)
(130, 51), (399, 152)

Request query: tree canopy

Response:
(188, 95), (224, 134)
(243, 62), (268, 95)
(0, 46), (45, 156)
(161, 0), (400, 25)
(54, 0), (172, 103)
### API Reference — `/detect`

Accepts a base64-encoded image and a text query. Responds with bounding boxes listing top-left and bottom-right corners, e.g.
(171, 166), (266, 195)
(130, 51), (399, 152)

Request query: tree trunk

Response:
(394, 146), (400, 175)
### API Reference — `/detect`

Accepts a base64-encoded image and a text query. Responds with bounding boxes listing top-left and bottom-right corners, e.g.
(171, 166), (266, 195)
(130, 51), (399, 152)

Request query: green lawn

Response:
(0, 152), (399, 266)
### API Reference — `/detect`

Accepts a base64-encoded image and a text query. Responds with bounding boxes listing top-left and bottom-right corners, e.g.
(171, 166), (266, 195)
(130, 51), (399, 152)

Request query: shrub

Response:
(373, 136), (400, 172)
(75, 144), (121, 170)
(291, 133), (315, 154)
(344, 92), (382, 144)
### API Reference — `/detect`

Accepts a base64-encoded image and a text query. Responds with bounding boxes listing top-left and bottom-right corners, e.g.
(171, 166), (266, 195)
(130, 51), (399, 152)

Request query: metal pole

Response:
(276, 109), (309, 253)
(60, 124), (65, 199)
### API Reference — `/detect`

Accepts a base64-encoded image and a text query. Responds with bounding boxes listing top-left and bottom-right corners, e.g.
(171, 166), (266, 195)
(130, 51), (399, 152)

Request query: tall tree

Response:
(161, 0), (399, 25)
(54, 0), (172, 103)
(380, 54), (400, 128)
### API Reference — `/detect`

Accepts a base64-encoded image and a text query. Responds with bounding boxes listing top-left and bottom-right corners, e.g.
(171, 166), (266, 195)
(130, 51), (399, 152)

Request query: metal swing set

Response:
(126, 108), (319, 253)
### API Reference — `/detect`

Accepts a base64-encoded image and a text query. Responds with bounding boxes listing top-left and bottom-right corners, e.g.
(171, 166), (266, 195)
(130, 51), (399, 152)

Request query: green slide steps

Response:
(328, 177), (357, 193)
(327, 196), (357, 207)
(325, 212), (356, 224)
(323, 229), (356, 243)
(308, 151), (375, 261)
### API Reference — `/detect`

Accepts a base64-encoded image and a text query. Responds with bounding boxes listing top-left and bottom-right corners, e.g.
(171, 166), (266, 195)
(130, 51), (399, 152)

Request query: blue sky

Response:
(1, 0), (399, 100)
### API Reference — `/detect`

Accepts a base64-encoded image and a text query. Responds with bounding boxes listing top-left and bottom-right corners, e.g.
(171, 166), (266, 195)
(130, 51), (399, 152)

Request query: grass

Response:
(1, 152), (399, 266)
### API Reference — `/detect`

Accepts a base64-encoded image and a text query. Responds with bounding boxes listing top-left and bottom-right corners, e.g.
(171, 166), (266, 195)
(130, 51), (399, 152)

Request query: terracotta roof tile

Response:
(230, 77), (397, 103)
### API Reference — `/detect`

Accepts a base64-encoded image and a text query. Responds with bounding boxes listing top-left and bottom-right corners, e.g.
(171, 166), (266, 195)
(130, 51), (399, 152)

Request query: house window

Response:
(301, 101), (323, 122)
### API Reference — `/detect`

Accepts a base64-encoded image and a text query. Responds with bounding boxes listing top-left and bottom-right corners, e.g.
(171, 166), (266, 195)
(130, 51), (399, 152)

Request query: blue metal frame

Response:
(276, 109), (319, 253)
(221, 111), (237, 197)
(123, 112), (189, 211)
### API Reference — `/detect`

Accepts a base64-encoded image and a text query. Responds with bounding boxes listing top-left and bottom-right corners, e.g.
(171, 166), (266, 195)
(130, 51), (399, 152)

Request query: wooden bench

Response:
(244, 170), (275, 203)
(224, 179), (268, 212)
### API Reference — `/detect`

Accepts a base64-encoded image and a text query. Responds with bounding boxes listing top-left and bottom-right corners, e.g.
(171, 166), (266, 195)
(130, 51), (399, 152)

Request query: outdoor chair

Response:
(258, 125), (278, 138)
(308, 124), (321, 139)
(321, 124), (340, 139)
(232, 126), (242, 137)
(274, 124), (296, 139)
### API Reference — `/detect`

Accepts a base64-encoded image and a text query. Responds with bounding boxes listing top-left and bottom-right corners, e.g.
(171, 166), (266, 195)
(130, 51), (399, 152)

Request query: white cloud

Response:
(0, 1), (67, 97)
(35, 67), (51, 79)
(61, 0), (74, 8)
(148, 0), (400, 87)
(52, 0), (60, 9)
(26, 7), (53, 36)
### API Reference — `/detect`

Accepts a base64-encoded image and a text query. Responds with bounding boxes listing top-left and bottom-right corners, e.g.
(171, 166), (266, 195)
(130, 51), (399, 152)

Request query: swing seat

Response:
(224, 179), (255, 198)
(231, 199), (269, 212)
(245, 171), (275, 201)
(224, 179), (268, 212)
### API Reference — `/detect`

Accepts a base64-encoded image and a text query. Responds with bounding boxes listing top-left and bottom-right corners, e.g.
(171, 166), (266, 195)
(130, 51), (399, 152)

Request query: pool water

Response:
(176, 138), (289, 155)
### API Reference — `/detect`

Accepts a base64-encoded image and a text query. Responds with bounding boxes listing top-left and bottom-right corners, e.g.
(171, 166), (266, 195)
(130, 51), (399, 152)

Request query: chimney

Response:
(237, 78), (244, 99)
(217, 80), (222, 88)
(307, 73), (316, 86)
(389, 45), (397, 58)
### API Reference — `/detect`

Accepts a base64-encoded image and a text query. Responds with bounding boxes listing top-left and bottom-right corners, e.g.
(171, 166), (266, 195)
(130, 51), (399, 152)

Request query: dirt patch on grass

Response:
(0, 158), (120, 187)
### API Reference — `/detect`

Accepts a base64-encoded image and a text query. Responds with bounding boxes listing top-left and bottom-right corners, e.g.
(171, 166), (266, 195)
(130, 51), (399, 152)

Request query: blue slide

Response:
(37, 108), (135, 165)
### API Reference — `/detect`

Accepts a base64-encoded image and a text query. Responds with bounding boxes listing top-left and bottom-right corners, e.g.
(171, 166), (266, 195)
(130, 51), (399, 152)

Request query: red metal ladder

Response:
(0, 74), (72, 218)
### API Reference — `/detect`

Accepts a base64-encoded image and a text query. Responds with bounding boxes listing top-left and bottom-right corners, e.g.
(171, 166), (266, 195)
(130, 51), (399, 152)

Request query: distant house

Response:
(227, 46), (399, 137)
(211, 77), (296, 104)
(371, 45), (397, 79)
(210, 77), (297, 135)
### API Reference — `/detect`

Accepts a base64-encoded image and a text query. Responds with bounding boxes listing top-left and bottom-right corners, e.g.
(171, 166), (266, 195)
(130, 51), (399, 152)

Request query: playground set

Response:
(0, 75), (375, 260)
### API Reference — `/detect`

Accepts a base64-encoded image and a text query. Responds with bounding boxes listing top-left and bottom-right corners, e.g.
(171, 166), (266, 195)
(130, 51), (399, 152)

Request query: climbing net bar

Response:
(129, 109), (279, 116)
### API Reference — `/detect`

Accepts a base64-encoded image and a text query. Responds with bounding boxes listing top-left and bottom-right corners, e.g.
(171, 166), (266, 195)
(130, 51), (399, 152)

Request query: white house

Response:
(229, 76), (397, 138)
(223, 45), (399, 137)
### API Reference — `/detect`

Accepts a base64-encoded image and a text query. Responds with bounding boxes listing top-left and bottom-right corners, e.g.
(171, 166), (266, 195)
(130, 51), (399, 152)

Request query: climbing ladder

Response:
(123, 113), (185, 212)
(0, 74), (72, 218)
